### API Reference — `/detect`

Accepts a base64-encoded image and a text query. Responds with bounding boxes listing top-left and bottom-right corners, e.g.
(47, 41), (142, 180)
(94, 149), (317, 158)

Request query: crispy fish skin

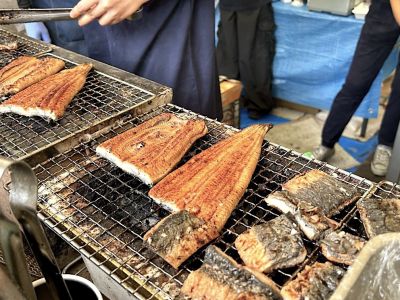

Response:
(143, 210), (219, 269)
(146, 124), (272, 267)
(96, 113), (207, 185)
(293, 201), (338, 241)
(181, 246), (282, 300)
(320, 231), (365, 265)
(235, 215), (306, 273)
(281, 170), (359, 217)
(281, 262), (345, 300)
(265, 193), (338, 241)
(0, 63), (92, 121)
(357, 198), (400, 238)
(0, 56), (65, 96)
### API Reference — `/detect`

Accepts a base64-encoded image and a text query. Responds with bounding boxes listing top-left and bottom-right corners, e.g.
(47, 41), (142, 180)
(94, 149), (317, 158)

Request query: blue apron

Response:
(82, 0), (222, 120)
(31, 0), (88, 56)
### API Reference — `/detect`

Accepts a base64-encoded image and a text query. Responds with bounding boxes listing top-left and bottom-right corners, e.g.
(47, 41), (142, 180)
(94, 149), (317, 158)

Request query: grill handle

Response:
(0, 9), (72, 24)
(0, 8), (143, 24)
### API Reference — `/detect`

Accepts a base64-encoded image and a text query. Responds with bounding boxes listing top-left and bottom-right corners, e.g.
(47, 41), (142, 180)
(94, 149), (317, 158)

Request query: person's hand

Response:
(70, 0), (148, 26)
(25, 22), (51, 43)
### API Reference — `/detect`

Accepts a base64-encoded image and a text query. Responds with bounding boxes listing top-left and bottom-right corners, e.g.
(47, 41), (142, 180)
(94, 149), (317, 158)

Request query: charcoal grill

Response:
(0, 28), (52, 67)
(34, 104), (376, 299)
(0, 29), (172, 163)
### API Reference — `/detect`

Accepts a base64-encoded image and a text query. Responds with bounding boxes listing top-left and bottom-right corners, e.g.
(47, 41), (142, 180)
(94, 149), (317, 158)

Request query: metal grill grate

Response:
(0, 53), (155, 160)
(0, 28), (52, 67)
(35, 104), (374, 299)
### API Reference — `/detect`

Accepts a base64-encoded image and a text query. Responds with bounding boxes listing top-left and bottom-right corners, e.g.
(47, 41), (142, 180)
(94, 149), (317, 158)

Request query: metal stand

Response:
(360, 118), (369, 138)
(386, 122), (400, 183)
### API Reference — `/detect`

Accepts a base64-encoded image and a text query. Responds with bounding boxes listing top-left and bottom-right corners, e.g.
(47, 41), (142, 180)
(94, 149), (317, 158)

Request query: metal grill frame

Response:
(35, 104), (376, 299)
(0, 28), (52, 67)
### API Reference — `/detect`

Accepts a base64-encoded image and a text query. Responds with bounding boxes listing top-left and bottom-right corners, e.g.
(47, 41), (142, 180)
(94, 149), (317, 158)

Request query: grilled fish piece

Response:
(293, 201), (339, 241)
(281, 262), (345, 300)
(181, 245), (282, 300)
(96, 113), (207, 185)
(146, 124), (272, 268)
(144, 210), (219, 269)
(0, 63), (92, 121)
(269, 170), (359, 217)
(357, 198), (400, 238)
(320, 231), (365, 265)
(235, 214), (306, 273)
(266, 192), (339, 240)
(0, 37), (18, 50)
(0, 56), (65, 96)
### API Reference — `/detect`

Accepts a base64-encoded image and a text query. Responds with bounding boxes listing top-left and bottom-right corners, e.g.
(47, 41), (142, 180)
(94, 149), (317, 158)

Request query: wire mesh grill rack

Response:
(0, 28), (52, 67)
(34, 104), (375, 299)
(0, 53), (155, 160)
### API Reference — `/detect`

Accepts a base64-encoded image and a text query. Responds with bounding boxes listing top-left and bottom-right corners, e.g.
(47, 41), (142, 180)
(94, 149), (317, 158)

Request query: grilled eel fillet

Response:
(281, 262), (345, 300)
(235, 214), (307, 273)
(181, 245), (282, 300)
(357, 198), (400, 238)
(96, 113), (207, 185)
(0, 63), (92, 121)
(145, 124), (272, 268)
(320, 231), (365, 265)
(0, 56), (65, 96)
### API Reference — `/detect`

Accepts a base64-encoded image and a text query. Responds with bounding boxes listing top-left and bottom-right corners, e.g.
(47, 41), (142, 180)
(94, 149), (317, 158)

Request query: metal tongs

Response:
(0, 8), (72, 24)
(0, 157), (72, 300)
(0, 7), (143, 25)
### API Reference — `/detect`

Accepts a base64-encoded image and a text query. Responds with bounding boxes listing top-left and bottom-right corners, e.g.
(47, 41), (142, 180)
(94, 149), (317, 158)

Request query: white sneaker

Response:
(312, 145), (335, 161)
(371, 144), (392, 176)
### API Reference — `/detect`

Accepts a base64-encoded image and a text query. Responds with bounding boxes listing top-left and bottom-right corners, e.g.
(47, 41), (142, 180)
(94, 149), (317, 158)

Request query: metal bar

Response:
(360, 118), (369, 138)
(386, 121), (400, 183)
(0, 9), (72, 24)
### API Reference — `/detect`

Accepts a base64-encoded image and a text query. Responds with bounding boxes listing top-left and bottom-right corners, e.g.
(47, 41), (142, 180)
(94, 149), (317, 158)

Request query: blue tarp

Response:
(215, 2), (399, 119)
(272, 1), (398, 118)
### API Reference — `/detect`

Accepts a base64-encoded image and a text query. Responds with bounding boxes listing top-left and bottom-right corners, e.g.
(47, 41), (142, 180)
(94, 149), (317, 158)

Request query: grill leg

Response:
(360, 118), (369, 138)
(386, 121), (400, 183)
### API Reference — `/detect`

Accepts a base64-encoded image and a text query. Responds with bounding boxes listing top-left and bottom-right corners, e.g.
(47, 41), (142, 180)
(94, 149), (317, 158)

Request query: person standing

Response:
(70, 0), (222, 120)
(216, 0), (276, 120)
(313, 0), (400, 176)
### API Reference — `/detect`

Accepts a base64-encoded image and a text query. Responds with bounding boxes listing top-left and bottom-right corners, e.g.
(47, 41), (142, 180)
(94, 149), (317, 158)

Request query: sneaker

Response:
(371, 144), (392, 176)
(312, 145), (335, 161)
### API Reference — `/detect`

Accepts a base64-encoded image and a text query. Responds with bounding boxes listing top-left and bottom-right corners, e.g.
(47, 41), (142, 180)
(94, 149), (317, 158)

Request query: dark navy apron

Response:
(82, 0), (222, 120)
(31, 0), (88, 56)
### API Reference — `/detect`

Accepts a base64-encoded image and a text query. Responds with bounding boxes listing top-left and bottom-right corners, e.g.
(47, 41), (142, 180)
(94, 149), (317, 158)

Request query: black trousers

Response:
(322, 0), (400, 148)
(216, 4), (276, 112)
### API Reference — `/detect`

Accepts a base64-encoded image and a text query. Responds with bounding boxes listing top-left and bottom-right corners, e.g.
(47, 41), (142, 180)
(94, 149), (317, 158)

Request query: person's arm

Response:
(70, 0), (149, 26)
(391, 0), (400, 25)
